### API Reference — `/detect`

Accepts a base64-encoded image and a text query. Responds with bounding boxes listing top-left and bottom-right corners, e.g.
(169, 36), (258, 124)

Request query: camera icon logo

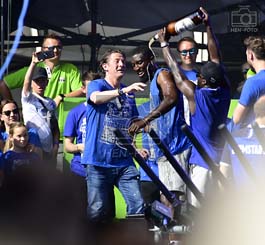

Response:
(231, 5), (258, 27)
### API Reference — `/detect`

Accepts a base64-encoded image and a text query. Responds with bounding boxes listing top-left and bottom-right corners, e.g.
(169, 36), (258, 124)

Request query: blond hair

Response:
(4, 122), (28, 153)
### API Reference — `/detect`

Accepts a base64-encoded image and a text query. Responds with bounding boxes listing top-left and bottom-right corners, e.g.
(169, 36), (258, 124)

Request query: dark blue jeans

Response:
(86, 164), (144, 223)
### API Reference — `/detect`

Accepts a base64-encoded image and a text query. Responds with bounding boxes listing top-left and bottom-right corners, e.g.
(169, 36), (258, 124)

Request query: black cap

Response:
(32, 67), (48, 80)
(200, 61), (224, 86)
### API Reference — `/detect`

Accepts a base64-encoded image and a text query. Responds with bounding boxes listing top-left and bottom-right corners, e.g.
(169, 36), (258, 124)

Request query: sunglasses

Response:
(179, 48), (197, 56)
(2, 108), (19, 116)
(43, 45), (63, 51)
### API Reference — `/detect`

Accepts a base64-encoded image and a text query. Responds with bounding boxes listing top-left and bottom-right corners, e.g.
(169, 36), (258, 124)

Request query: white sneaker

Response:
(148, 225), (160, 232)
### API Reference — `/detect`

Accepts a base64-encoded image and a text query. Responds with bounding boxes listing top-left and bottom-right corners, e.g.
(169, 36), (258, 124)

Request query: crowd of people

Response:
(0, 6), (265, 244)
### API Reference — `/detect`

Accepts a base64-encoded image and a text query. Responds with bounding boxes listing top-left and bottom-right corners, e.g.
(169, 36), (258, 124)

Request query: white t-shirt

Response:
(21, 91), (56, 152)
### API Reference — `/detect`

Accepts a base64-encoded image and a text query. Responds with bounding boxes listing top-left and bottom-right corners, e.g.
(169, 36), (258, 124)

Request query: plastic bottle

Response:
(149, 9), (205, 48)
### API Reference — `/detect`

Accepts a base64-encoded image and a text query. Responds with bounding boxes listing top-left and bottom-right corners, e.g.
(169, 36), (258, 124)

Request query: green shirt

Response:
(4, 62), (82, 139)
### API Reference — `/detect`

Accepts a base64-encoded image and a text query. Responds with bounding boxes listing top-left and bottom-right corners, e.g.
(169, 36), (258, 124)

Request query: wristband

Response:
(59, 94), (65, 101)
(160, 42), (169, 48)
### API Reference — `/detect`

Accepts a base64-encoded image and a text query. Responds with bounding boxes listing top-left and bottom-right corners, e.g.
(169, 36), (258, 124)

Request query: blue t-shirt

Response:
(137, 101), (159, 182)
(64, 102), (87, 177)
(81, 79), (138, 168)
(222, 126), (265, 187)
(0, 150), (40, 175)
(239, 70), (265, 125)
(179, 66), (199, 125)
(149, 68), (191, 159)
(179, 66), (198, 84)
(189, 86), (231, 169)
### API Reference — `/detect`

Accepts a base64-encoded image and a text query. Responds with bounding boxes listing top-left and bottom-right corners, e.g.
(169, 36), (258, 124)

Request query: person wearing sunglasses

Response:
(157, 7), (231, 209)
(176, 8), (220, 126)
(175, 37), (199, 127)
(0, 99), (42, 158)
(177, 37), (199, 84)
(2, 33), (83, 171)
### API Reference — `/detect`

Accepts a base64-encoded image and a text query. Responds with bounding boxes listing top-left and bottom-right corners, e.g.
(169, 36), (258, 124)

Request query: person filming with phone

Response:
(21, 51), (60, 166)
(1, 33), (83, 170)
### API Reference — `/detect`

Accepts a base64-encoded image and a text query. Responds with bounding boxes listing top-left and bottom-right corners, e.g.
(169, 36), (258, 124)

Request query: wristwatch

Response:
(118, 88), (124, 96)
(59, 94), (65, 101)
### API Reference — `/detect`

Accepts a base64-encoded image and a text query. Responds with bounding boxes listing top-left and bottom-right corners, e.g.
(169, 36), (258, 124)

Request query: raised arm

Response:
(200, 7), (220, 64)
(202, 7), (231, 89)
(157, 29), (196, 114)
(22, 53), (39, 96)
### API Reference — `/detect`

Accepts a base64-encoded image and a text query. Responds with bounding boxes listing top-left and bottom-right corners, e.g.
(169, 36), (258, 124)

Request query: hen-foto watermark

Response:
(230, 5), (259, 33)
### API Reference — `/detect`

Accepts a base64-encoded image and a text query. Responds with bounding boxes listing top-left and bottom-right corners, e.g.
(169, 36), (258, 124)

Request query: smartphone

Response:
(36, 50), (55, 61)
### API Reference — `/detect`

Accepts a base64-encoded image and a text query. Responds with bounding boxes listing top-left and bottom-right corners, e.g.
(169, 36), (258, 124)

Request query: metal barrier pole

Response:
(181, 124), (228, 186)
(252, 121), (265, 152)
(114, 129), (180, 207)
(218, 124), (257, 181)
(148, 128), (203, 204)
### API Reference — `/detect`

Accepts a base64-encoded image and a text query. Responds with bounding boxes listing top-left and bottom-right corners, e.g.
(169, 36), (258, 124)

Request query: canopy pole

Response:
(89, 0), (98, 72)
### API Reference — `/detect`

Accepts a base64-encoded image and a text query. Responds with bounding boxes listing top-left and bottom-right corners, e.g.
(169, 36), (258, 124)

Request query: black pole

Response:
(0, 0), (5, 69)
(252, 121), (265, 152)
(218, 124), (257, 181)
(114, 129), (180, 207)
(148, 128), (203, 204)
(89, 0), (98, 72)
(181, 124), (227, 186)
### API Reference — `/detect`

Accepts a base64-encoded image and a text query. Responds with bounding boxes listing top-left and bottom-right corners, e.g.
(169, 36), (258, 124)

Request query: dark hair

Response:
(42, 33), (62, 47)
(131, 46), (154, 60)
(99, 49), (126, 74)
(244, 36), (265, 60)
(177, 36), (198, 52)
(200, 61), (224, 88)
(81, 71), (101, 86)
(0, 99), (21, 132)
